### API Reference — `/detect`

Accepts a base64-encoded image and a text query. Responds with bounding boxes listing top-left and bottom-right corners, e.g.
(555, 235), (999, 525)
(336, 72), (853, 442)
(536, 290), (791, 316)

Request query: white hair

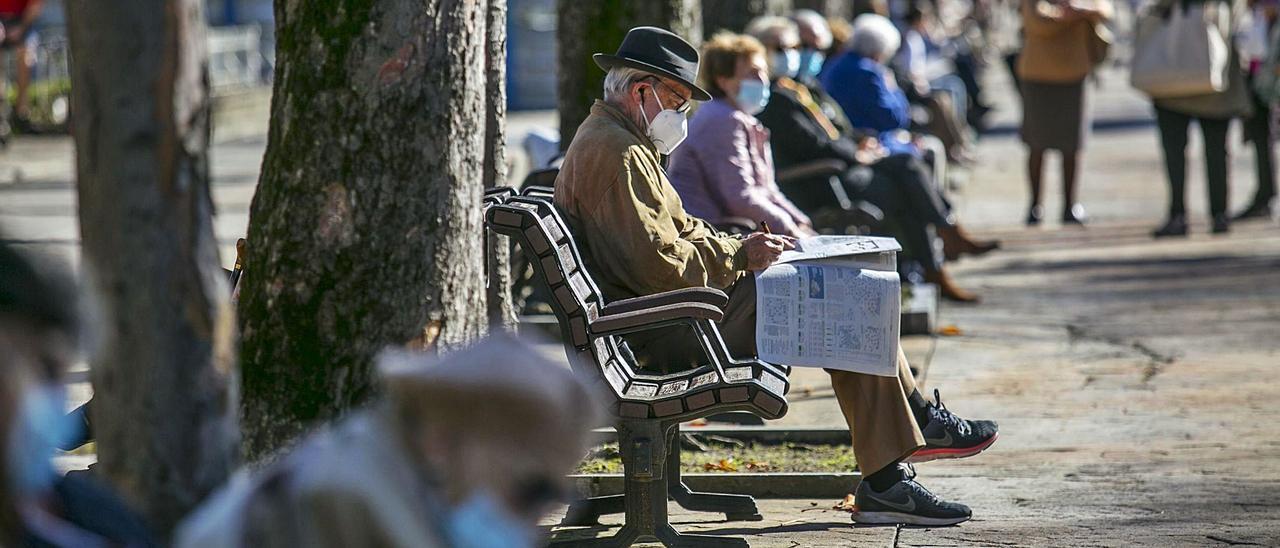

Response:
(745, 15), (799, 49)
(792, 9), (833, 50)
(602, 67), (651, 102)
(849, 14), (900, 62)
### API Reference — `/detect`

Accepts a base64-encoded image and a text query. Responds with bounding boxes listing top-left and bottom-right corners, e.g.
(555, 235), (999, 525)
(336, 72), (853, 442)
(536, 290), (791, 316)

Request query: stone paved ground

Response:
(3, 64), (1279, 547)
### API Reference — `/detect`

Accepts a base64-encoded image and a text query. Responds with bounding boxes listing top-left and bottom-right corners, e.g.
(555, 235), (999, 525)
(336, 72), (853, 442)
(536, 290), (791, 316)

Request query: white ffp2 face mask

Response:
(641, 87), (688, 155)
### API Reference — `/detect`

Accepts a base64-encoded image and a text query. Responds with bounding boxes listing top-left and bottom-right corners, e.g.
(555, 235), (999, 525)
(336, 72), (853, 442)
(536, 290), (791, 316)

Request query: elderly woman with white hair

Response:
(820, 14), (919, 157)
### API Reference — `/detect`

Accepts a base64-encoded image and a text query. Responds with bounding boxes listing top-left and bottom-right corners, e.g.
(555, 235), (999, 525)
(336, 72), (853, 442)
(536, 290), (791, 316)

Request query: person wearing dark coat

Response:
(748, 16), (998, 302)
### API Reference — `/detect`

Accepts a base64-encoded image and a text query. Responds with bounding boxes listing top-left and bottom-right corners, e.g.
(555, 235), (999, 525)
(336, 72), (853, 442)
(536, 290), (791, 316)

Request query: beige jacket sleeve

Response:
(585, 146), (745, 295)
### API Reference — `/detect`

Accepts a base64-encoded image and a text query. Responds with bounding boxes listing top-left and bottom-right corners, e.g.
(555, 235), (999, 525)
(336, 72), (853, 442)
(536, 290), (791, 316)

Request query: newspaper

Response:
(755, 236), (901, 377)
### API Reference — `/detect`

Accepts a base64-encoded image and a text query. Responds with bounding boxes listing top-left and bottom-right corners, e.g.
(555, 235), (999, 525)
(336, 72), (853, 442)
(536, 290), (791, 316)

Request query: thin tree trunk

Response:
(67, 0), (238, 537)
(557, 0), (702, 150)
(238, 0), (489, 461)
(702, 0), (793, 35)
(485, 0), (516, 330)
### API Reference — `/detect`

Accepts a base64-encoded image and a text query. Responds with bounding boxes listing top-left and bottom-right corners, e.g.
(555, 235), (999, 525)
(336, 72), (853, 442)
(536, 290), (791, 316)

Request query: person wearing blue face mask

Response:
(0, 239), (156, 547)
(749, 16), (1000, 302)
(667, 32), (817, 237)
(793, 9), (832, 82)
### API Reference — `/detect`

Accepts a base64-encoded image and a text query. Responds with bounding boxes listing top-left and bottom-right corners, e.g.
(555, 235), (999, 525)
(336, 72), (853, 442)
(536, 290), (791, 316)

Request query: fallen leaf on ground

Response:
(833, 494), (857, 512)
(703, 458), (739, 472)
(938, 324), (963, 336)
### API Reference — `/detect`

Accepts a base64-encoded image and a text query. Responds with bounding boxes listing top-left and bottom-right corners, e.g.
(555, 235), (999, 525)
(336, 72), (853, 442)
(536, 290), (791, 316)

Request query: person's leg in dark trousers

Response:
(1154, 106), (1192, 236)
(1199, 116), (1232, 232)
(854, 162), (981, 302)
(1239, 88), (1276, 218)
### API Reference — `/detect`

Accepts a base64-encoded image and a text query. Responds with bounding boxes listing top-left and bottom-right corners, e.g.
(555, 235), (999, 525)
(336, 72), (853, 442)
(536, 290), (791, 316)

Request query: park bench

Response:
(484, 188), (790, 547)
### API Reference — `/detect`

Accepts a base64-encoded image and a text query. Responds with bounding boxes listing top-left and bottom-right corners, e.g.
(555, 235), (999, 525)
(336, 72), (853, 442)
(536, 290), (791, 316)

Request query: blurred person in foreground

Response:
(176, 334), (598, 548)
(747, 16), (999, 302)
(555, 25), (999, 527)
(0, 240), (156, 547)
(1018, 0), (1112, 226)
(0, 0), (42, 137)
(666, 32), (817, 237)
(1236, 0), (1279, 220)
(1145, 0), (1252, 237)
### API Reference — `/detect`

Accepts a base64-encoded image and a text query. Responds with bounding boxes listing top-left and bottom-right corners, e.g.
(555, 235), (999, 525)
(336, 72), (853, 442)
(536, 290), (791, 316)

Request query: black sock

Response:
(864, 462), (905, 492)
(908, 389), (931, 427)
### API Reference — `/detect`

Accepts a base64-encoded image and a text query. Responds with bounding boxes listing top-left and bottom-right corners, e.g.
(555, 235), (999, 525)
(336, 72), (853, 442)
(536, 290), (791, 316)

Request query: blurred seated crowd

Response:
(665, 6), (1003, 303)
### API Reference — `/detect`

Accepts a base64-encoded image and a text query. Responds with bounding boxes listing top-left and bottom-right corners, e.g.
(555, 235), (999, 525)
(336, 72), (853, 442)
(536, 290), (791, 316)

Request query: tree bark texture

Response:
(67, 0), (238, 537)
(238, 0), (489, 460)
(556, 0), (701, 149)
(702, 0), (793, 35)
(793, 0), (853, 19)
(485, 0), (516, 330)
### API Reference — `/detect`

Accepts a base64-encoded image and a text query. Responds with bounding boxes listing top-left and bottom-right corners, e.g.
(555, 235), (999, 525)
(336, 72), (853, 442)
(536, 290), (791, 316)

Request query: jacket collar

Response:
(592, 100), (659, 156)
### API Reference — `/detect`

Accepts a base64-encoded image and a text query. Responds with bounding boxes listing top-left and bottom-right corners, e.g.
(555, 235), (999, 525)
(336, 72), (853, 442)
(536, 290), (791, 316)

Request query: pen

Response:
(760, 220), (771, 234)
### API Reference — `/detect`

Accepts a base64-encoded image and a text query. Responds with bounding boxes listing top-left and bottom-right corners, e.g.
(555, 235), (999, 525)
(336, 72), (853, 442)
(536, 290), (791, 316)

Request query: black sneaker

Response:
(852, 464), (972, 526)
(906, 389), (998, 464)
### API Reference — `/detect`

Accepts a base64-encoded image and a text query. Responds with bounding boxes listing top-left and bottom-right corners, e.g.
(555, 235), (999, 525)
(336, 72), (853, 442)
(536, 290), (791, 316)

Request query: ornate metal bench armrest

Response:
(601, 287), (729, 316)
(590, 302), (724, 335)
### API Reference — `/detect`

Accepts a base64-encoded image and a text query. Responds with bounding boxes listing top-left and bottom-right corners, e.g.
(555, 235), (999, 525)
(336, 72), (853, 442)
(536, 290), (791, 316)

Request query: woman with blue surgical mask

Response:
(667, 32), (817, 237)
(0, 240), (156, 547)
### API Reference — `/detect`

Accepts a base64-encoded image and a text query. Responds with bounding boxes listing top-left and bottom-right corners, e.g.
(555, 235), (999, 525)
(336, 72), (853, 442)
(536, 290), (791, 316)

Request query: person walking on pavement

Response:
(1018, 0), (1113, 226)
(1148, 0), (1254, 236)
(1235, 0), (1279, 220)
(0, 0), (42, 139)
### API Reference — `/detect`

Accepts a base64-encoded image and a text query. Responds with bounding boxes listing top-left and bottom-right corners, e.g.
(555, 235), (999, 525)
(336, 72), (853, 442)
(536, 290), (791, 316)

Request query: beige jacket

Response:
(554, 101), (746, 301)
(1019, 0), (1112, 83)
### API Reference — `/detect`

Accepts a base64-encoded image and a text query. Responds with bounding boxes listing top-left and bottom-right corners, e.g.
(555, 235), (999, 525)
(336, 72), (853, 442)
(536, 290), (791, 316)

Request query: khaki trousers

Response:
(626, 276), (925, 475)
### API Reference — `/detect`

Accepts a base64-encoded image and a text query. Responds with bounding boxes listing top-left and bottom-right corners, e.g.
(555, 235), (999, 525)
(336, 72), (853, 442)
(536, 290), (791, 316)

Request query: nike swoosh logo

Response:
(872, 491), (917, 512)
(924, 431), (953, 447)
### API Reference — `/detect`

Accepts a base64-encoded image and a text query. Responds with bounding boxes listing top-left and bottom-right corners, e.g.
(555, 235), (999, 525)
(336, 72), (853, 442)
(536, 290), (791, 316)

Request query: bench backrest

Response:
(485, 192), (789, 423)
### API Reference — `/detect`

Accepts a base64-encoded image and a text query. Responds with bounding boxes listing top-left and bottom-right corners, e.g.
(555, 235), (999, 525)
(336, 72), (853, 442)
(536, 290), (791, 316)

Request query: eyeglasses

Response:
(643, 76), (692, 114)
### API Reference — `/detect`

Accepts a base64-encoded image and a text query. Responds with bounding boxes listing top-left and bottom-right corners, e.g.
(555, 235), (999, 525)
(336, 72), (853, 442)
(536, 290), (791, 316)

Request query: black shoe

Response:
(1152, 215), (1188, 238)
(852, 464), (972, 526)
(11, 115), (34, 135)
(1025, 204), (1043, 226)
(1212, 213), (1231, 234)
(907, 389), (999, 463)
(1062, 203), (1087, 225)
(1233, 202), (1273, 221)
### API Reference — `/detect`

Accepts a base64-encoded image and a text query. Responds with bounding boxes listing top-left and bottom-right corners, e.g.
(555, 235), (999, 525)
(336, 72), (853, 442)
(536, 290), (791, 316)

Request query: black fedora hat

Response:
(593, 26), (711, 101)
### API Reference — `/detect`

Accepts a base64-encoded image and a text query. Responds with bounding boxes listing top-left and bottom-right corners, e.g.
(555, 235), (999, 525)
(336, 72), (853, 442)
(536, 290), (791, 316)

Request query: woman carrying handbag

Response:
(1132, 0), (1253, 236)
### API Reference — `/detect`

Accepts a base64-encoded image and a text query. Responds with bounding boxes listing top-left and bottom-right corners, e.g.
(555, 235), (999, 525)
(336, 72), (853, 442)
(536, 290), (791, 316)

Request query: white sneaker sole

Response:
(851, 510), (971, 527)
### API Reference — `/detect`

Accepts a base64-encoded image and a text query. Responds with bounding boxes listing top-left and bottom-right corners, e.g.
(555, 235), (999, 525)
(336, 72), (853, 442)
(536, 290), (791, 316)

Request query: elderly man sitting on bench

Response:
(554, 26), (999, 527)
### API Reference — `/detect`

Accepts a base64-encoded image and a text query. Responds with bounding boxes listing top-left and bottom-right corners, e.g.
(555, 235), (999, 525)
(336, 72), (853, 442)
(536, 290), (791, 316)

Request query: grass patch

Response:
(577, 440), (856, 474)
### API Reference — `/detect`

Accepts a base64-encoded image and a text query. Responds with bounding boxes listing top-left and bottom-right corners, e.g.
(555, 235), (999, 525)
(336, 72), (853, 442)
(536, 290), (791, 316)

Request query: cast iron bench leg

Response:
(553, 421), (750, 547)
(666, 426), (763, 521)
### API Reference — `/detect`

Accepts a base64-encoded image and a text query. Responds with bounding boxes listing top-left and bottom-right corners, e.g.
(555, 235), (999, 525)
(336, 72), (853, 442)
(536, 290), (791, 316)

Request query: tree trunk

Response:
(238, 0), (490, 460)
(485, 0), (517, 330)
(67, 0), (238, 537)
(702, 0), (793, 35)
(793, 0), (853, 19)
(557, 0), (702, 149)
